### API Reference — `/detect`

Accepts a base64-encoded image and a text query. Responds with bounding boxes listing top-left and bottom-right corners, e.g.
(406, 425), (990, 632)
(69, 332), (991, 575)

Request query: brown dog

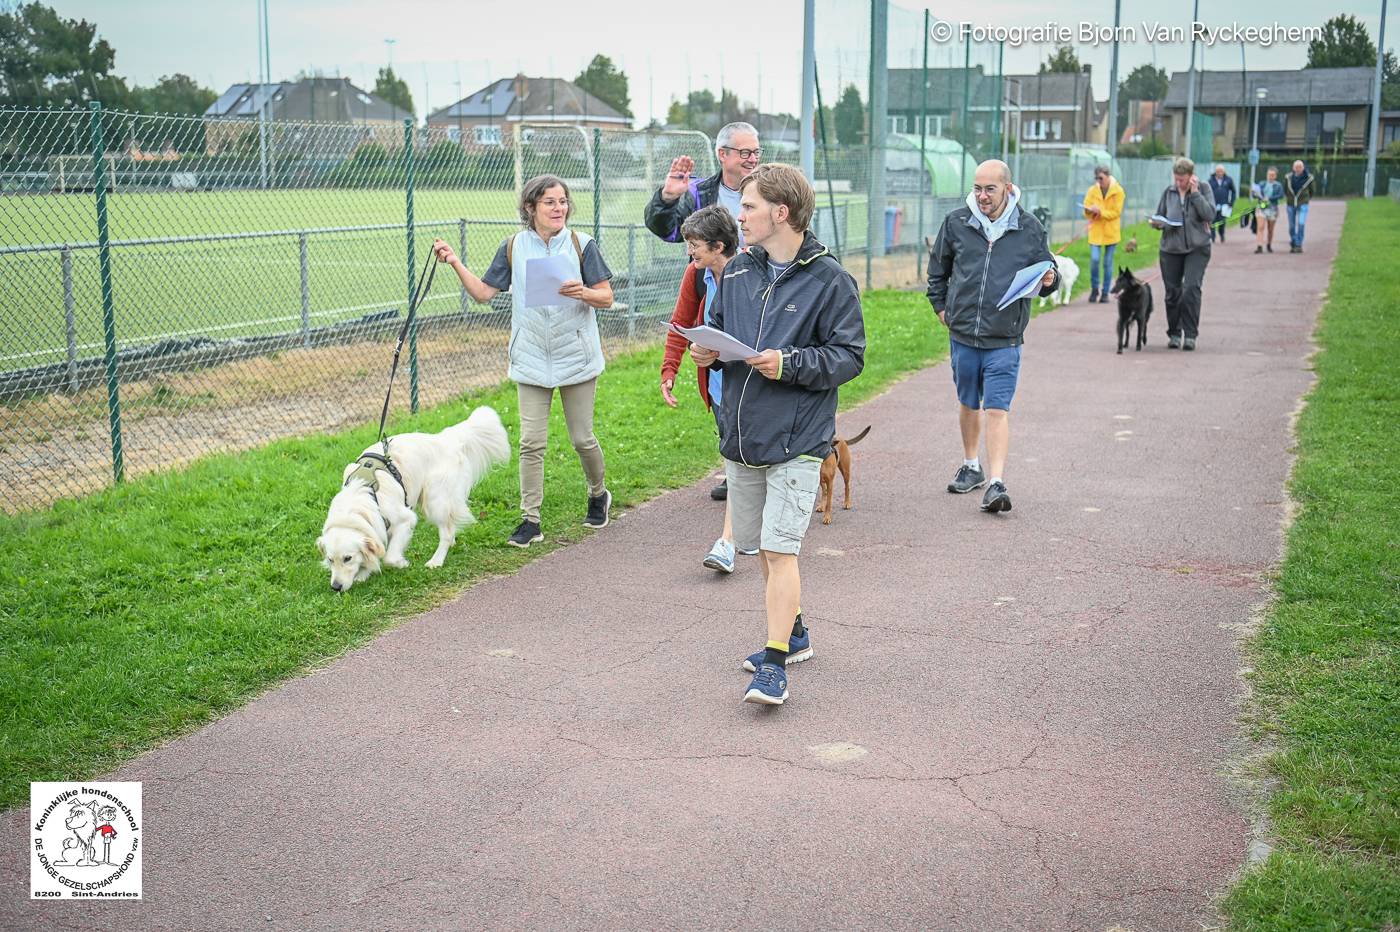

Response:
(816, 425), (871, 525)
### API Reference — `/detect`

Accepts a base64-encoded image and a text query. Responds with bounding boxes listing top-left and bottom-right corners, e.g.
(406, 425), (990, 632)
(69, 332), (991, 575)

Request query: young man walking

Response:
(927, 159), (1058, 514)
(689, 164), (865, 706)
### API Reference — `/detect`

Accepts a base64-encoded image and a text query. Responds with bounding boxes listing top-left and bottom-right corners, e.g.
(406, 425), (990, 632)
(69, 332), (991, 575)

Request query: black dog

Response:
(1109, 266), (1154, 354)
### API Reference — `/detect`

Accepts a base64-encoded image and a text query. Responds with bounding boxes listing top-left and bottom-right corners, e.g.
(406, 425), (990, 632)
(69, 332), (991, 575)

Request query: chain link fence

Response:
(0, 104), (714, 513)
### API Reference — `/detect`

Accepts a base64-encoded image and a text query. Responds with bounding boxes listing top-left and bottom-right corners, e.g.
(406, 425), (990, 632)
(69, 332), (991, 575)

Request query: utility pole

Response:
(1106, 0), (1122, 157)
(800, 0), (816, 180)
(1365, 0), (1388, 197)
(1184, 0), (1199, 159)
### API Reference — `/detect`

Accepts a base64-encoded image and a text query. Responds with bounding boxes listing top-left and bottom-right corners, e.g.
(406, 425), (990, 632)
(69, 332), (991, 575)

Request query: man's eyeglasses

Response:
(720, 147), (762, 160)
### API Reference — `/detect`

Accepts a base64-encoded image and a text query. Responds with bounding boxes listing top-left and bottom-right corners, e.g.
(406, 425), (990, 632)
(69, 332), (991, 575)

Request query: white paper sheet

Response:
(1148, 213), (1184, 227)
(996, 260), (1056, 311)
(523, 254), (578, 307)
(668, 323), (760, 362)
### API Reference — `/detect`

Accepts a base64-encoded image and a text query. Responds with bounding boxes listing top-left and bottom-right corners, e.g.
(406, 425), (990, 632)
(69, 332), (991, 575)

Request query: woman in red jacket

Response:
(659, 206), (746, 573)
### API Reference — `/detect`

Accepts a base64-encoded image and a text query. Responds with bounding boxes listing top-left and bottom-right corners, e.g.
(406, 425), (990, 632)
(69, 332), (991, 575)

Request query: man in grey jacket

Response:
(689, 164), (865, 706)
(927, 159), (1059, 515)
(1151, 156), (1215, 350)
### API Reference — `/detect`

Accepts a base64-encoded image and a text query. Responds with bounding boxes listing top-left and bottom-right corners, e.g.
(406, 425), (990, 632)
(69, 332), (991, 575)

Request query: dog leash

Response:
(375, 251), (438, 444)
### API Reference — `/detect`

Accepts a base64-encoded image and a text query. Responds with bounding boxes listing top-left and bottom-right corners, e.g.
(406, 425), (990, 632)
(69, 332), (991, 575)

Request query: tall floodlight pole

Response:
(1365, 0), (1388, 197)
(1249, 86), (1266, 191)
(256, 0), (270, 189)
(800, 0), (816, 180)
(1184, 0), (1199, 159)
(1106, 0), (1122, 158)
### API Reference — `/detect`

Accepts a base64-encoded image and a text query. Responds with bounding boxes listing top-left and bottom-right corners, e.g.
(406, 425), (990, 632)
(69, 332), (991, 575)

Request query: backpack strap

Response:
(505, 231), (519, 268)
(571, 230), (584, 265)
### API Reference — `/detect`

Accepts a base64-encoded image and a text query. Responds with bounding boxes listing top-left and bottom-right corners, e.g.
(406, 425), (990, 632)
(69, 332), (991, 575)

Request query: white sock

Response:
(964, 457), (980, 470)
(990, 476), (1004, 486)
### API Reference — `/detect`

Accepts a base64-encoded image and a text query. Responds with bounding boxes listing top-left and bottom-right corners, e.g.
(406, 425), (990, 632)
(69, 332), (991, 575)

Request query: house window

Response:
(1023, 118), (1062, 141)
(1385, 122), (1400, 146)
(1207, 111), (1226, 136)
(888, 115), (908, 134)
(473, 125), (502, 146)
(1259, 110), (1288, 146)
(1306, 110), (1347, 146)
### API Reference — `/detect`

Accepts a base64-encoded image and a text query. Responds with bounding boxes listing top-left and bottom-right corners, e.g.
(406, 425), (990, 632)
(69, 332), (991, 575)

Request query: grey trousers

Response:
(517, 379), (606, 522)
(1160, 249), (1211, 339)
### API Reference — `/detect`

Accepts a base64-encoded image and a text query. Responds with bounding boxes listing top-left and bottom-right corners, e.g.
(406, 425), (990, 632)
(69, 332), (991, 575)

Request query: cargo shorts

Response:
(724, 455), (823, 555)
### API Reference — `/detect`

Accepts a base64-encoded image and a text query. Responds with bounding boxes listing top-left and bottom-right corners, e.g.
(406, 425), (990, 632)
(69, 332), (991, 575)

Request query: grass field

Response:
(0, 288), (949, 812)
(1220, 198), (1400, 929)
(0, 186), (874, 371)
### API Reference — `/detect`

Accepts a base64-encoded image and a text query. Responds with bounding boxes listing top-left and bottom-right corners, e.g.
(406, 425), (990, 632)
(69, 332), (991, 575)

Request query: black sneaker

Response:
(947, 464), (987, 494)
(710, 479), (728, 501)
(980, 481), (1012, 513)
(1088, 288), (1099, 303)
(1099, 291), (1111, 304)
(1182, 337), (1196, 351)
(507, 519), (543, 548)
(584, 489), (612, 529)
(1168, 335), (1182, 349)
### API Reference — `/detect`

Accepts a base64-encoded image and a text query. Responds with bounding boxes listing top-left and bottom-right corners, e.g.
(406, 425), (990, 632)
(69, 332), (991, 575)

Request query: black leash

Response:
(376, 250), (438, 443)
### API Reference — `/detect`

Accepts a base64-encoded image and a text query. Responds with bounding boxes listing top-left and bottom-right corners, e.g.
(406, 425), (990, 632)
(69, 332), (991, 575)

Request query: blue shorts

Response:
(949, 337), (1021, 411)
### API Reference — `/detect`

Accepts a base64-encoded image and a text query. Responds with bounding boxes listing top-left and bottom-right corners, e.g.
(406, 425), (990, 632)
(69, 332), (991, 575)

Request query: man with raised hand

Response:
(644, 121), (761, 245)
(928, 159), (1058, 515)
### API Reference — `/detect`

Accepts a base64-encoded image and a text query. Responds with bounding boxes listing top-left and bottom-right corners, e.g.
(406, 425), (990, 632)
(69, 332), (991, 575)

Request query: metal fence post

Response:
(89, 101), (123, 483)
(593, 127), (602, 244)
(626, 224), (637, 339)
(299, 232), (310, 348)
(62, 246), (78, 393)
(458, 218), (469, 316)
(405, 118), (419, 414)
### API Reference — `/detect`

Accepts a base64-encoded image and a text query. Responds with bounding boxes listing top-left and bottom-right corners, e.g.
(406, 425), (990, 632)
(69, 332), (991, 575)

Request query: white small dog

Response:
(318, 406), (511, 592)
(1039, 255), (1079, 308)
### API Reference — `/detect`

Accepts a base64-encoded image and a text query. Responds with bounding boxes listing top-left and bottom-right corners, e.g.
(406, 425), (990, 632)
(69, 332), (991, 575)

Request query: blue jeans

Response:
(1287, 203), (1309, 247)
(1090, 243), (1117, 291)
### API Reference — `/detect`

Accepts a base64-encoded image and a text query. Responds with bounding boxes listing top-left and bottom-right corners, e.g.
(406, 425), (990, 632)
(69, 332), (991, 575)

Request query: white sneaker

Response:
(702, 538), (736, 574)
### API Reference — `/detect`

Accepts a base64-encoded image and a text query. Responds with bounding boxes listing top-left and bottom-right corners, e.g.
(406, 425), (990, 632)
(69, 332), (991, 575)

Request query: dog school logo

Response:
(31, 782), (142, 899)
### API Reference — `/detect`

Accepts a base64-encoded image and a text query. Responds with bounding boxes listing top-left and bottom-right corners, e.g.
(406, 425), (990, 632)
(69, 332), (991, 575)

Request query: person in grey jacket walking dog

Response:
(434, 174), (615, 548)
(1151, 157), (1216, 350)
(927, 159), (1058, 515)
(688, 163), (865, 707)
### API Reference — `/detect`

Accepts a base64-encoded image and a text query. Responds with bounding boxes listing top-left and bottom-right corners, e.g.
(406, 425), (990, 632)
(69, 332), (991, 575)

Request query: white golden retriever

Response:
(318, 406), (510, 591)
(1039, 255), (1079, 308)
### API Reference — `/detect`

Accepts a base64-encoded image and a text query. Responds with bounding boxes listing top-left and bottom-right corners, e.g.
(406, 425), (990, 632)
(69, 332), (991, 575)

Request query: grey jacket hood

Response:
(709, 231), (866, 467)
(926, 203), (1058, 349)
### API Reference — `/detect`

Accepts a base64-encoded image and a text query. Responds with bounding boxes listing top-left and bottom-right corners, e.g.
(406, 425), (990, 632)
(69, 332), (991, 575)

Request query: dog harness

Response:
(343, 440), (410, 508)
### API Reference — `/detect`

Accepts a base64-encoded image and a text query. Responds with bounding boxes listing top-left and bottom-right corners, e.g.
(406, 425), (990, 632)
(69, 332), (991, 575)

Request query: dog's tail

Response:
(453, 405), (512, 471)
(843, 425), (872, 447)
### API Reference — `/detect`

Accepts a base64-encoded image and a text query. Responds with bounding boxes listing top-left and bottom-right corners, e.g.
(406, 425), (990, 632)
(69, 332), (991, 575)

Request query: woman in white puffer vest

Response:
(433, 174), (614, 549)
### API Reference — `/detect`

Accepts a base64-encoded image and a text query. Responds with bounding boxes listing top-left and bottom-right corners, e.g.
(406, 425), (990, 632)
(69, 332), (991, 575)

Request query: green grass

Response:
(1220, 198), (1400, 930)
(0, 288), (944, 811)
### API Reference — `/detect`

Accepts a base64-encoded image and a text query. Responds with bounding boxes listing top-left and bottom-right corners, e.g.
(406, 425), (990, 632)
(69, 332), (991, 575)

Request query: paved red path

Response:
(2, 202), (1343, 930)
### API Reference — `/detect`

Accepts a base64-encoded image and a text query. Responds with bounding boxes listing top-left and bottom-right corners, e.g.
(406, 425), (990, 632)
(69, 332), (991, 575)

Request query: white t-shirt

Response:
(716, 182), (745, 245)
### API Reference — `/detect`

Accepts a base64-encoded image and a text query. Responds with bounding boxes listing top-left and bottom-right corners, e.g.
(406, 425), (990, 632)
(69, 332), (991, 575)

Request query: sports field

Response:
(0, 186), (872, 373)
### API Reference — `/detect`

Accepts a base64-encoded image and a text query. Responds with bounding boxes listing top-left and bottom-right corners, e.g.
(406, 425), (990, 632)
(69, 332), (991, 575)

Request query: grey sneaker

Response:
(947, 464), (987, 494)
(703, 538), (736, 574)
(980, 481), (1012, 513)
(1168, 334), (1182, 349)
(1182, 337), (1196, 351)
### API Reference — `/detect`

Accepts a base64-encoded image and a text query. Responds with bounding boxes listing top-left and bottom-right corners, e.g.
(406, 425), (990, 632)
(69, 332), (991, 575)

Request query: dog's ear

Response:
(362, 535), (385, 558)
(315, 535), (327, 558)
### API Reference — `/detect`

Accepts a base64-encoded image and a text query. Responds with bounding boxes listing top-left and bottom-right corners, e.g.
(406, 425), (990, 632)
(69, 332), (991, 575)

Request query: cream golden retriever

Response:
(318, 406), (510, 591)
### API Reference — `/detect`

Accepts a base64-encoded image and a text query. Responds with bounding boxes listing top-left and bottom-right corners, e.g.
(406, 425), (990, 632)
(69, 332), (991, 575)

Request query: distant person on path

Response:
(1254, 167), (1283, 254)
(1207, 164), (1236, 243)
(433, 174), (615, 548)
(1083, 164), (1124, 303)
(688, 164), (865, 706)
(1285, 159), (1314, 254)
(1150, 157), (1215, 351)
(644, 121), (762, 246)
(660, 205), (749, 574)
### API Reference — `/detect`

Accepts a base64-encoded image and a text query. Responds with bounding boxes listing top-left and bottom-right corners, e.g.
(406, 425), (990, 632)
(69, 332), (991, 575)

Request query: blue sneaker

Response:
(702, 538), (735, 574)
(743, 662), (789, 705)
(742, 624), (812, 672)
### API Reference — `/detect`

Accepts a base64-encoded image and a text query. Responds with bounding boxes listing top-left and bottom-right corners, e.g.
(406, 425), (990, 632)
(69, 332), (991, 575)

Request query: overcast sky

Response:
(54, 1), (1394, 124)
